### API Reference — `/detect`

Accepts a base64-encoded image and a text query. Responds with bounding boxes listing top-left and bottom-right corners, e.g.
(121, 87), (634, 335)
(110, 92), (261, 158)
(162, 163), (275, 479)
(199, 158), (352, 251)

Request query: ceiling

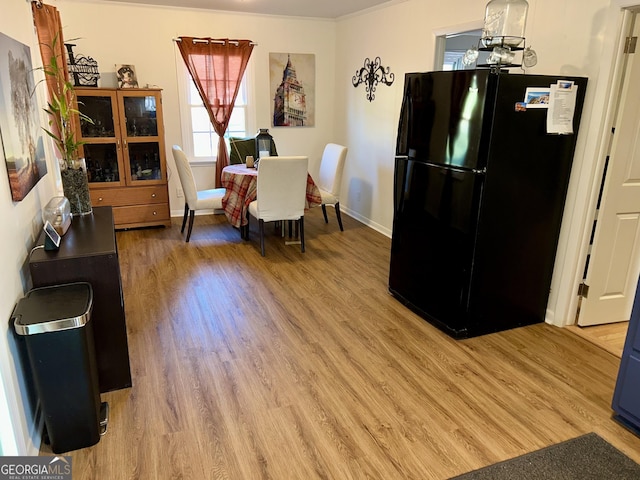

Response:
(101, 0), (397, 19)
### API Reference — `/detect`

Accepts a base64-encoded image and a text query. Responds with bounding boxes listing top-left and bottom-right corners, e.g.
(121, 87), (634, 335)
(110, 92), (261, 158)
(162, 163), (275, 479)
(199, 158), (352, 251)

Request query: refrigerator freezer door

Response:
(396, 70), (491, 171)
(389, 157), (483, 335)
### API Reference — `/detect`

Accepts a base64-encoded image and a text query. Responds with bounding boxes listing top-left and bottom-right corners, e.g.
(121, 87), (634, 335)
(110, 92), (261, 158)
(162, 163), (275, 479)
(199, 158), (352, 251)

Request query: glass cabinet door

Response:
(118, 91), (166, 185)
(76, 91), (126, 187)
(84, 144), (120, 183)
(78, 94), (117, 138)
(123, 95), (158, 137)
(128, 143), (163, 181)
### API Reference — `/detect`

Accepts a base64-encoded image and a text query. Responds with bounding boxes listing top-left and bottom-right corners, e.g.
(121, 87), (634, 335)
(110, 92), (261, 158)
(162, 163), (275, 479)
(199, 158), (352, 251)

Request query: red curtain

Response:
(31, 1), (73, 160)
(177, 37), (254, 188)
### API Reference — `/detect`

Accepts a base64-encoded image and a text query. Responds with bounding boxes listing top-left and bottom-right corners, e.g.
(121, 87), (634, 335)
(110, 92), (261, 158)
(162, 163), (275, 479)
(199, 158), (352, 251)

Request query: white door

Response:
(579, 17), (640, 326)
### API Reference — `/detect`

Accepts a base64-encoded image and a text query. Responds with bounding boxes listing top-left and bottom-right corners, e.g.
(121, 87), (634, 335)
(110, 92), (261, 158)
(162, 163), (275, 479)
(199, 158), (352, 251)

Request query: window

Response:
(178, 63), (252, 162)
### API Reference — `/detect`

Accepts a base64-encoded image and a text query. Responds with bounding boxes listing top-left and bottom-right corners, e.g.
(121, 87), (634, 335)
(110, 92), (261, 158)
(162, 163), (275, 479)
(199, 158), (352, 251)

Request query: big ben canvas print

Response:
(270, 53), (315, 127)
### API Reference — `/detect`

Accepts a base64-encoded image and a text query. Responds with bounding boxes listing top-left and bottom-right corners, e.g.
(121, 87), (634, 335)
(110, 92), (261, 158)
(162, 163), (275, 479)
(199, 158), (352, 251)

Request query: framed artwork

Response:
(0, 32), (47, 201)
(116, 64), (139, 88)
(269, 53), (315, 127)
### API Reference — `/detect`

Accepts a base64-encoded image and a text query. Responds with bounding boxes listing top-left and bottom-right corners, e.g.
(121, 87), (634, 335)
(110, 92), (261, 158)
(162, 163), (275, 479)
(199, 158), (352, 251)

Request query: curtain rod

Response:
(173, 38), (257, 46)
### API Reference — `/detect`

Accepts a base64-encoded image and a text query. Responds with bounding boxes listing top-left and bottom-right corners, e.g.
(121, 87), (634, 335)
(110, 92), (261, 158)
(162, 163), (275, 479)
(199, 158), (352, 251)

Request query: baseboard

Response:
(26, 400), (43, 456)
(340, 205), (391, 238)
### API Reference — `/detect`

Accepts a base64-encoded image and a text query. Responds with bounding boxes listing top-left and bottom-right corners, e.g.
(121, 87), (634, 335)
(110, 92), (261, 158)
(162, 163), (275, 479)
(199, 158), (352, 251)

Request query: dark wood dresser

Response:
(29, 206), (132, 393)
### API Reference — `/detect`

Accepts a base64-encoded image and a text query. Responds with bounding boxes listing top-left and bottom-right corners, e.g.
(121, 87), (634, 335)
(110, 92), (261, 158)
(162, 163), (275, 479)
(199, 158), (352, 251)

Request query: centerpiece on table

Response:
(40, 37), (93, 216)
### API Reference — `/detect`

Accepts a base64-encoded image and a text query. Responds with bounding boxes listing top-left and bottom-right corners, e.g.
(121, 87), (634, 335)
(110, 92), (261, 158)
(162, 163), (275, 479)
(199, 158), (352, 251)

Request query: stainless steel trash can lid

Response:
(13, 282), (93, 335)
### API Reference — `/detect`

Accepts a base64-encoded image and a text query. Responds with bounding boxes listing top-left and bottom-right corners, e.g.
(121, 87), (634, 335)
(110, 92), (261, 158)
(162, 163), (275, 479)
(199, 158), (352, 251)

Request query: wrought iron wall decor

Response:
(65, 43), (100, 87)
(352, 56), (394, 102)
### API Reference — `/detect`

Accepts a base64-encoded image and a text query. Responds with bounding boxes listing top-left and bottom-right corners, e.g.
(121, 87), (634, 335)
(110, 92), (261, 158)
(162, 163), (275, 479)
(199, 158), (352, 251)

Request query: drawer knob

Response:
(98, 197), (103, 202)
(151, 193), (156, 198)
(153, 211), (157, 215)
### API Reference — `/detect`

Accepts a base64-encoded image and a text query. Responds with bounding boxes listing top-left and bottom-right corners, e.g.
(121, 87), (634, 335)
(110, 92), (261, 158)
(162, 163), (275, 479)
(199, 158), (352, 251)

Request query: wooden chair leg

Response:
(321, 204), (329, 224)
(335, 202), (344, 231)
(186, 210), (195, 242)
(259, 219), (266, 256)
(242, 215), (249, 240)
(299, 217), (305, 253)
(181, 203), (189, 233)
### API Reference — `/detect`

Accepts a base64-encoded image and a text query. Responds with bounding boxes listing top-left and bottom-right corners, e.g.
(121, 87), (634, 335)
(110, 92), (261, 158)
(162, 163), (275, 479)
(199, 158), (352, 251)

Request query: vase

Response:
(481, 0), (529, 48)
(61, 158), (92, 216)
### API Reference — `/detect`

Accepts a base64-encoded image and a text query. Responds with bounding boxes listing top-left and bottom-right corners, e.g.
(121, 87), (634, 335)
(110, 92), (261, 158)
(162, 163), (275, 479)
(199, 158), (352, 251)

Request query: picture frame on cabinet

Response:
(116, 64), (139, 88)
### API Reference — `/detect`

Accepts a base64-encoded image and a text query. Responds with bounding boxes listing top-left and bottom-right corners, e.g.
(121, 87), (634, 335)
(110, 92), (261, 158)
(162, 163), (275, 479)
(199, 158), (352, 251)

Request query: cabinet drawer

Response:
(91, 185), (168, 207)
(113, 204), (170, 228)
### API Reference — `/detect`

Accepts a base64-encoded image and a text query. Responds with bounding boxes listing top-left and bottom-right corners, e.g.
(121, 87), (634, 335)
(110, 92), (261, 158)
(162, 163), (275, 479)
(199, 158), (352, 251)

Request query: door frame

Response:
(433, 20), (483, 71)
(577, 11), (640, 326)
(547, 2), (640, 327)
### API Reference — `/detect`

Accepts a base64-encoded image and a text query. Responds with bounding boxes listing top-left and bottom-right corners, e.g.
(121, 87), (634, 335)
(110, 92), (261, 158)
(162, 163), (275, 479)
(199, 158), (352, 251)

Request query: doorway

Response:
(578, 11), (640, 329)
(571, 8), (640, 354)
(434, 29), (488, 70)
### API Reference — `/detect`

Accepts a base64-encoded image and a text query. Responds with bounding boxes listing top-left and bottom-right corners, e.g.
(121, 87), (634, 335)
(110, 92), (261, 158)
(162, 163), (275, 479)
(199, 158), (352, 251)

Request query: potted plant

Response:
(39, 36), (93, 215)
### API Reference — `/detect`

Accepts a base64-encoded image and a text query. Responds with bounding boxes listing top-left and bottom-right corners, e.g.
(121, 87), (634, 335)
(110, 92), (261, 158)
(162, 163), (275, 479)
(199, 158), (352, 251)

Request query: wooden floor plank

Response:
(566, 322), (628, 358)
(44, 209), (640, 479)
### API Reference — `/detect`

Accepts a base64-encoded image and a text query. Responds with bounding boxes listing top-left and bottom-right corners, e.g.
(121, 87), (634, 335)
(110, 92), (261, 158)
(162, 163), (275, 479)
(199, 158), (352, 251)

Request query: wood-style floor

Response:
(566, 321), (628, 358)
(45, 209), (640, 479)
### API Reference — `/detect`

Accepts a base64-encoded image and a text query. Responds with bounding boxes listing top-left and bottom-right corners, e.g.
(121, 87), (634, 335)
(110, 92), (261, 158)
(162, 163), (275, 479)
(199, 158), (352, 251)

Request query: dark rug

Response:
(450, 433), (640, 480)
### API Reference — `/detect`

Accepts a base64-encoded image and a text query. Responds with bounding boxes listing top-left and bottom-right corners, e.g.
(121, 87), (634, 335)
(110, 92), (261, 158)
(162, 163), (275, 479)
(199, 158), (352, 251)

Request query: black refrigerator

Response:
(389, 70), (587, 339)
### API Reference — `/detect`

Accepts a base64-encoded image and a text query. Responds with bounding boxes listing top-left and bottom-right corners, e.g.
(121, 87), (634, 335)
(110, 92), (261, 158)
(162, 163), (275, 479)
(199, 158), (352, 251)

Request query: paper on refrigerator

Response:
(547, 80), (578, 134)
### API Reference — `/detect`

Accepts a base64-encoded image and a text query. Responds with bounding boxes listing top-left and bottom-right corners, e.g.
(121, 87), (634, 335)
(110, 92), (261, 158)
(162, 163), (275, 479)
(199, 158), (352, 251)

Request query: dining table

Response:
(221, 163), (323, 234)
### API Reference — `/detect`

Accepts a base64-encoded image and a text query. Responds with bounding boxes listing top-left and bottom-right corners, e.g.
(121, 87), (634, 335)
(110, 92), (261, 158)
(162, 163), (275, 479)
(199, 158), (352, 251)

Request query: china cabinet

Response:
(75, 88), (170, 229)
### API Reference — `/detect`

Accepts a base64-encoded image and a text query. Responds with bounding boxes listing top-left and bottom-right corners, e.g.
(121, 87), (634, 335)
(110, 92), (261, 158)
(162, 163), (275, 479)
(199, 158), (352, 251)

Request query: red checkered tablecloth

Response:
(221, 164), (322, 229)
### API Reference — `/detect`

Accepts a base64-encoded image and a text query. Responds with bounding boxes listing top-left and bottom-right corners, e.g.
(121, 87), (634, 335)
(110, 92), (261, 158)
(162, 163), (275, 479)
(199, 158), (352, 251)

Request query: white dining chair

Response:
(247, 156), (308, 256)
(172, 145), (225, 242)
(316, 143), (348, 231)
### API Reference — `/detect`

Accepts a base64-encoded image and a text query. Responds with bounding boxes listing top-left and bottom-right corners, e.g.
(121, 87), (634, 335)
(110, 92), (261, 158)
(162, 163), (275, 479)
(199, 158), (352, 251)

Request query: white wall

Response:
(58, 0), (338, 214)
(0, 0), (60, 456)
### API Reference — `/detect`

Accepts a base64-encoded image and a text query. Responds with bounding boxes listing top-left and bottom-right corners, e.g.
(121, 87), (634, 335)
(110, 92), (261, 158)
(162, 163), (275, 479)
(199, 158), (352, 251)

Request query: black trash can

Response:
(12, 282), (104, 453)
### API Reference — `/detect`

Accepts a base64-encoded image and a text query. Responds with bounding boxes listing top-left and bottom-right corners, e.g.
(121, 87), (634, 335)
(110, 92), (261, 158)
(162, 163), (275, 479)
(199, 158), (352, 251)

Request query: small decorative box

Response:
(43, 196), (72, 236)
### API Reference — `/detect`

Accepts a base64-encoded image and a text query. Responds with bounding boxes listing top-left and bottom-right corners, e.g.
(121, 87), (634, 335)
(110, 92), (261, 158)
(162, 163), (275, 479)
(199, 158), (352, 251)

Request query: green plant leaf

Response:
(33, 33), (93, 166)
